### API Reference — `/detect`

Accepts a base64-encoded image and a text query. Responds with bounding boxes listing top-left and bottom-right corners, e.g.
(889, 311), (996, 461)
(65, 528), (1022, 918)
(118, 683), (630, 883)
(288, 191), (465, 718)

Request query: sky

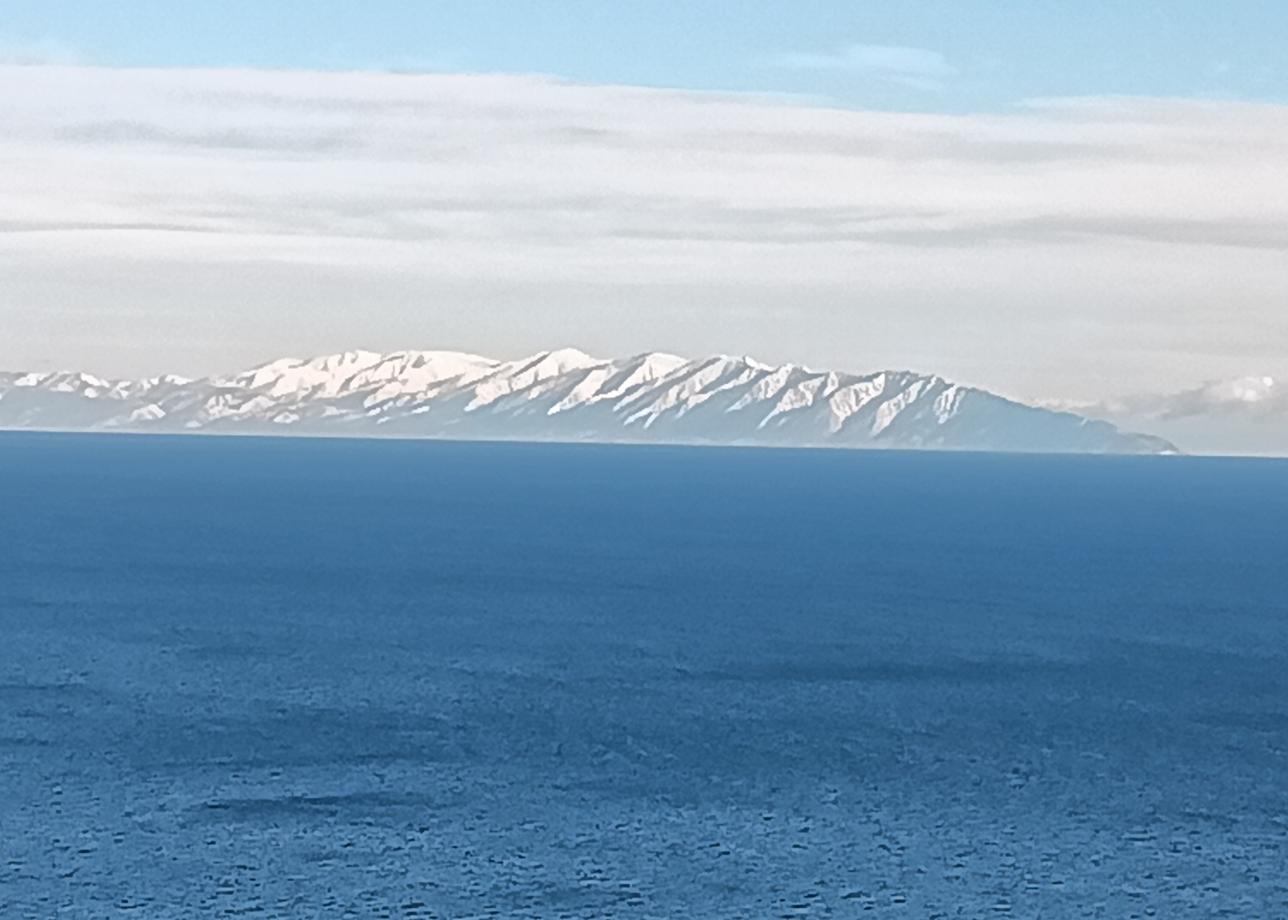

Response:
(2, 1), (1287, 452)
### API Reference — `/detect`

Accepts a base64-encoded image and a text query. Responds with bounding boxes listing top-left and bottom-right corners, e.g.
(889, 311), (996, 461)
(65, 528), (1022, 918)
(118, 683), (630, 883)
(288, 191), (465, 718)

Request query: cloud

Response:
(770, 43), (956, 90)
(1086, 377), (1284, 421)
(1063, 376), (1288, 455)
(6, 66), (1287, 253)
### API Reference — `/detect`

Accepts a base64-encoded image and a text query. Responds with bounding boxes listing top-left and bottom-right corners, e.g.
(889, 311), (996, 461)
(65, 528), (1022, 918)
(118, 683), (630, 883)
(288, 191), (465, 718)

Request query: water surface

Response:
(2, 433), (1286, 916)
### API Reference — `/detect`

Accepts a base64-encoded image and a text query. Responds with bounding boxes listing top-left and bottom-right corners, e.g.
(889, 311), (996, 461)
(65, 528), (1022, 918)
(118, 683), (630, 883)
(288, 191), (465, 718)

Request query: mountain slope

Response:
(0, 350), (1177, 454)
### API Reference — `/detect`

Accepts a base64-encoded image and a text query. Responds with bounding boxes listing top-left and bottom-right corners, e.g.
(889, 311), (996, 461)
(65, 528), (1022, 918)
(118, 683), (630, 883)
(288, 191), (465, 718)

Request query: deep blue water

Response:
(2, 432), (1287, 917)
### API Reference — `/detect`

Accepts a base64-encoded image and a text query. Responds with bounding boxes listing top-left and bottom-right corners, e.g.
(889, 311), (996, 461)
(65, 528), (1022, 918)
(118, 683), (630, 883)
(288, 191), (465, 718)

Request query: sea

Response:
(1, 432), (1286, 918)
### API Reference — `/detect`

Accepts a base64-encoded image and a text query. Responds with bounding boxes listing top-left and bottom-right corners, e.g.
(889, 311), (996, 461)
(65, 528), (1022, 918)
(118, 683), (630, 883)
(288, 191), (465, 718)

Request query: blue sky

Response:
(4, 0), (1286, 110)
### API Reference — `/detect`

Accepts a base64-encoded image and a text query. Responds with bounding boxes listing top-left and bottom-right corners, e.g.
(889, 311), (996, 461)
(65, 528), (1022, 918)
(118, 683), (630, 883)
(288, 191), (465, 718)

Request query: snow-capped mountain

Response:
(0, 349), (1177, 454)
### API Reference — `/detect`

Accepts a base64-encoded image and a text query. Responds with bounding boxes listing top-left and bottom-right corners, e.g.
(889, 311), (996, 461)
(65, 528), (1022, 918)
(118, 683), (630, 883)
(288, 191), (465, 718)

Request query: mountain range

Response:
(0, 349), (1177, 454)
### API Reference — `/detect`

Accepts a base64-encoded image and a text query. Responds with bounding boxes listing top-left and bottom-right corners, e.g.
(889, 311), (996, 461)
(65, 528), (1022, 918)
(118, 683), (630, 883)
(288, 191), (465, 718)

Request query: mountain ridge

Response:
(0, 349), (1178, 454)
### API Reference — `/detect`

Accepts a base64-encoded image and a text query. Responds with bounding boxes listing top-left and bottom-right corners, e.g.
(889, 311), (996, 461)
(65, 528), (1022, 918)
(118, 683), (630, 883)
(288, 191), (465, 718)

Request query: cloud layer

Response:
(1, 63), (1287, 419)
(8, 67), (1288, 256)
(1091, 376), (1283, 421)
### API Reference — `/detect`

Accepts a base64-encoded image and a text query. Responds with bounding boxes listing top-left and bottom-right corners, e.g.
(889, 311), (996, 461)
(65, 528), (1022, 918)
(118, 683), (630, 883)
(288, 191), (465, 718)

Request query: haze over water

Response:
(2, 433), (1286, 916)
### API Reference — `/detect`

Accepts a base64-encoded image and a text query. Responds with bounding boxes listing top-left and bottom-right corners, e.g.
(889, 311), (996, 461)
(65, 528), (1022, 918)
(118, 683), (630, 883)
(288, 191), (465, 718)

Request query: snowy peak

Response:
(0, 348), (1178, 454)
(225, 350), (386, 397)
